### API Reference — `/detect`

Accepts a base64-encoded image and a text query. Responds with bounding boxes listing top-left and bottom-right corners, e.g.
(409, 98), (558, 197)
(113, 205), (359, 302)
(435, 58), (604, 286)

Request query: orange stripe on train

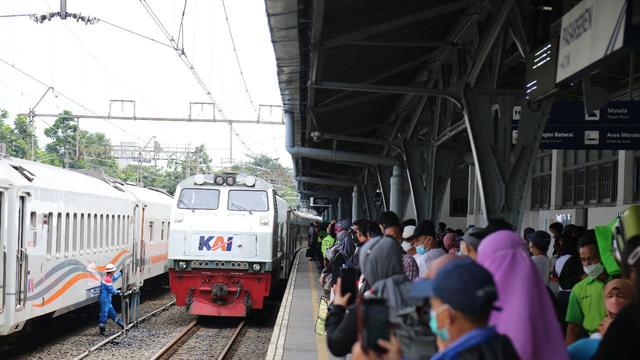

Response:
(32, 272), (100, 308)
(150, 254), (168, 264)
(95, 249), (130, 271)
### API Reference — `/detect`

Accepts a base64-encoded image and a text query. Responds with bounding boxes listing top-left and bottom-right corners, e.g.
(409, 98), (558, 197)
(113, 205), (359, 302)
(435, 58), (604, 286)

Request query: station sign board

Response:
(310, 197), (331, 207)
(512, 101), (640, 149)
(556, 0), (628, 83)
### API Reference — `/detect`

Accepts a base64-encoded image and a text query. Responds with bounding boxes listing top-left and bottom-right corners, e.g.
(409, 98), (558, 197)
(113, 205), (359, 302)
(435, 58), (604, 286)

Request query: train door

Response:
(15, 195), (27, 310)
(139, 205), (146, 275)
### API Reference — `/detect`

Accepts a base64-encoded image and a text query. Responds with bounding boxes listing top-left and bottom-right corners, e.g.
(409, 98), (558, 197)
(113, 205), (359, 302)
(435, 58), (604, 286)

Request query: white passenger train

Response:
(168, 173), (319, 316)
(0, 156), (173, 336)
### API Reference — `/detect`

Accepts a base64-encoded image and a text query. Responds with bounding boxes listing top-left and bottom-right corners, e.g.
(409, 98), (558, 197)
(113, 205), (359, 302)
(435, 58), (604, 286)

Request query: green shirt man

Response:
(565, 276), (607, 334)
(565, 234), (609, 345)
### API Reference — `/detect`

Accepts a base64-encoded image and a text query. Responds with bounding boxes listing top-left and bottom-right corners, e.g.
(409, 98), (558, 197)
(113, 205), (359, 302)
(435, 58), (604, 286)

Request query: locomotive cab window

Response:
(228, 190), (269, 212)
(177, 188), (220, 210)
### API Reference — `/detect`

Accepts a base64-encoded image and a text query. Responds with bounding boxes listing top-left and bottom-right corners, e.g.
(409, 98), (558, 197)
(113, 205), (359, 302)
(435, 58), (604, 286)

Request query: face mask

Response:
(401, 241), (413, 251)
(429, 309), (450, 342)
(416, 245), (426, 255)
(583, 262), (604, 279)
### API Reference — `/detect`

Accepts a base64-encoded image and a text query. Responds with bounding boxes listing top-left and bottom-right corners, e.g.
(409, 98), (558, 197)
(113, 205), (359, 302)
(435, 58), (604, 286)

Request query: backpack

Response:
(393, 306), (437, 360)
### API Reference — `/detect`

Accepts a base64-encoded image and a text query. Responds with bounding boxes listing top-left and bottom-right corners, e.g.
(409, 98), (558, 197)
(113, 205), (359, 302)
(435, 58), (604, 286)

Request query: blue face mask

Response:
(429, 307), (450, 342)
(416, 245), (426, 255)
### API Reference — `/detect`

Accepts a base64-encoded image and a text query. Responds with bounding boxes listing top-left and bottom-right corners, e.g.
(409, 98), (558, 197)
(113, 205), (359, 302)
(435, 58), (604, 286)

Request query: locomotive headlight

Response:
(252, 263), (261, 272)
(244, 176), (256, 187)
(178, 261), (188, 270)
(214, 176), (225, 186)
(225, 176), (236, 186)
(194, 174), (205, 185)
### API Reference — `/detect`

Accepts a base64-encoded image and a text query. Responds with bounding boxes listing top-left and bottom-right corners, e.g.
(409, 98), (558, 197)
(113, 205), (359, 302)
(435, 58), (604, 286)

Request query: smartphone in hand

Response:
(339, 267), (357, 306)
(358, 297), (389, 353)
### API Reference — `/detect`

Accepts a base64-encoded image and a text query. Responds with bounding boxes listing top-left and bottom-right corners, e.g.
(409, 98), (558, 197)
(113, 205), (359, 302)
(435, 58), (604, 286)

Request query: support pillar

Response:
(390, 165), (403, 216)
(337, 197), (344, 220)
(463, 90), (554, 229)
(352, 186), (361, 221)
(617, 150), (635, 206)
(550, 150), (564, 209)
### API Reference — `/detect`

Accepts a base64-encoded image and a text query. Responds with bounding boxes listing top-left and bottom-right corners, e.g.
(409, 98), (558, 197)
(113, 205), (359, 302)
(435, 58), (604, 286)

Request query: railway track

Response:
(72, 299), (176, 360)
(151, 319), (246, 360)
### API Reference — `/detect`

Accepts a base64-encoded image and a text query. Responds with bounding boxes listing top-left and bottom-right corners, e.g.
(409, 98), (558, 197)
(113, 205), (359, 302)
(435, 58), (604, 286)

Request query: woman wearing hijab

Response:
(477, 230), (569, 360)
(567, 279), (635, 360)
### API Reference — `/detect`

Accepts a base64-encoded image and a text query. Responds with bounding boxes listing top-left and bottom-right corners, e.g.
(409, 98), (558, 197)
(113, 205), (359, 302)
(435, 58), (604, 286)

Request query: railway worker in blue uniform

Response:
(98, 263), (125, 336)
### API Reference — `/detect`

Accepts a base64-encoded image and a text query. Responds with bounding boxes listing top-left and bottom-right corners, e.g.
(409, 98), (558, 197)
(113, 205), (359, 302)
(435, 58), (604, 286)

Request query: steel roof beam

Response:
(322, 0), (477, 49)
(343, 40), (460, 48)
(312, 81), (462, 108)
(296, 176), (354, 187)
(466, 0), (514, 87)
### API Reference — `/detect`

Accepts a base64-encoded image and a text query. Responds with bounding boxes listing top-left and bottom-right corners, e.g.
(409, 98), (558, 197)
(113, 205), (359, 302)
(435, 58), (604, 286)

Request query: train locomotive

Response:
(168, 173), (319, 317)
(0, 155), (173, 337)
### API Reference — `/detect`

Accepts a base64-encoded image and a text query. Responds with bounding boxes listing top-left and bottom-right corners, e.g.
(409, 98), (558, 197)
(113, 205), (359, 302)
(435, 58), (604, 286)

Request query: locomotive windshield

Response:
(178, 188), (220, 210)
(228, 190), (269, 212)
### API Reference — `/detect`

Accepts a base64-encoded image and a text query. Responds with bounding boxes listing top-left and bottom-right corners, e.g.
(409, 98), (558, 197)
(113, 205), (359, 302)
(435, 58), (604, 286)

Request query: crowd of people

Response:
(305, 205), (640, 360)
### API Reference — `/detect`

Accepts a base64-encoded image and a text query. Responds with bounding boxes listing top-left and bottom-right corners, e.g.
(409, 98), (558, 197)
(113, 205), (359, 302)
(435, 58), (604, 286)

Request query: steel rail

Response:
(150, 319), (200, 360)
(216, 321), (246, 360)
(72, 300), (176, 360)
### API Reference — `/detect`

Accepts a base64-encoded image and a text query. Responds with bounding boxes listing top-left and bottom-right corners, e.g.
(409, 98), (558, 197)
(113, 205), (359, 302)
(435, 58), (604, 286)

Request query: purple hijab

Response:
(477, 230), (568, 360)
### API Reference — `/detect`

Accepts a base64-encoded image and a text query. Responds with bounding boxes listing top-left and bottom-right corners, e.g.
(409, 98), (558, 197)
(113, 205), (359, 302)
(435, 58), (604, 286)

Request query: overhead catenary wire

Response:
(0, 55), (143, 141)
(221, 0), (259, 117)
(139, 0), (227, 120)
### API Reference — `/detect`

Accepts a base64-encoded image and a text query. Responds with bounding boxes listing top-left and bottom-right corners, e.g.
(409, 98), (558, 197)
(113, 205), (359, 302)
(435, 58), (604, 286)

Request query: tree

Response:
(229, 153), (299, 207)
(43, 110), (77, 167)
(0, 109), (37, 159)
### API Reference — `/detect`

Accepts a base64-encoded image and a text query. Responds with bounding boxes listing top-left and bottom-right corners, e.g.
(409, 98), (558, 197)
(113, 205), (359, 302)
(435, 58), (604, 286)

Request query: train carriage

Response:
(0, 156), (172, 337)
(168, 173), (319, 317)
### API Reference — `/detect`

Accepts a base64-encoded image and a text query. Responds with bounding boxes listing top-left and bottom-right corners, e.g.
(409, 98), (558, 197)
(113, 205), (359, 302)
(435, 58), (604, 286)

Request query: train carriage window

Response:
(72, 213), (78, 255)
(161, 221), (165, 241)
(228, 190), (269, 212)
(56, 213), (62, 257)
(64, 213), (70, 257)
(80, 214), (85, 254)
(46, 212), (53, 257)
(116, 215), (121, 248)
(149, 221), (155, 243)
(111, 215), (116, 248)
(105, 215), (110, 250)
(126, 215), (130, 244)
(177, 188), (220, 210)
(93, 214), (98, 252)
(167, 222), (170, 240)
(30, 211), (37, 247)
(100, 214), (104, 251)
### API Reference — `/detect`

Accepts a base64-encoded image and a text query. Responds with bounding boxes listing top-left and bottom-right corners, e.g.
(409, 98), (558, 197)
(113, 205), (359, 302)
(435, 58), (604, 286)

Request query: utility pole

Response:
(29, 109), (35, 160)
(229, 123), (233, 165)
(75, 117), (80, 159)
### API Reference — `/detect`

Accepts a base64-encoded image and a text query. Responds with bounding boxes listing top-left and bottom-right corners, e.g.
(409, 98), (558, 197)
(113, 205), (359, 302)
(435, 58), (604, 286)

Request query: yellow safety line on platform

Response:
(307, 258), (329, 360)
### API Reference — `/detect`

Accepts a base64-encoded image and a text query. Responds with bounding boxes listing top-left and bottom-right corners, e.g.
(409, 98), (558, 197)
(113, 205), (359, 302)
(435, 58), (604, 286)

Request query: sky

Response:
(0, 0), (291, 168)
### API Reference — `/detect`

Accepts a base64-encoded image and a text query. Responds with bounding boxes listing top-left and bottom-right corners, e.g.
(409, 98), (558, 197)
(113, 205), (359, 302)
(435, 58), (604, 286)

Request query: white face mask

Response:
(583, 262), (604, 279)
(401, 241), (413, 251)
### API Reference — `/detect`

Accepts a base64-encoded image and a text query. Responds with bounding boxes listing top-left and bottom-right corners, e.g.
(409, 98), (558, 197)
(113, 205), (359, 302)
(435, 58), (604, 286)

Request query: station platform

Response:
(266, 250), (333, 360)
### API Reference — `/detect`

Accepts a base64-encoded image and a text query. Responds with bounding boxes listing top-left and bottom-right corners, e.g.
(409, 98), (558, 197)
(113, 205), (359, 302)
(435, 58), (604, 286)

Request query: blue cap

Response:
(410, 259), (499, 317)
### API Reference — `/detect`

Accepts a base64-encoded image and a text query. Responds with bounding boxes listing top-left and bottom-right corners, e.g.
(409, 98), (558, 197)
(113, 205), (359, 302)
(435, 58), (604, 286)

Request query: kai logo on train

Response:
(198, 235), (233, 251)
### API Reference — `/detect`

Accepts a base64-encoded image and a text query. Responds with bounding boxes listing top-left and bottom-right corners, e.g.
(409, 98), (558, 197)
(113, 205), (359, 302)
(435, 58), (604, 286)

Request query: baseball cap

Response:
(402, 225), (416, 240)
(413, 221), (436, 238)
(410, 258), (499, 318)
